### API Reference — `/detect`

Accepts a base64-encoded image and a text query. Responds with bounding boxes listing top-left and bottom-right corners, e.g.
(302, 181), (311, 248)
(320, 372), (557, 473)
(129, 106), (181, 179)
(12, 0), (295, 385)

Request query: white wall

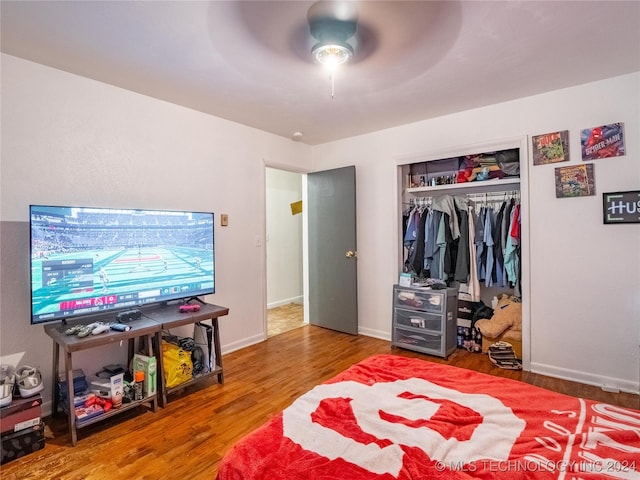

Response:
(265, 168), (303, 307)
(0, 54), (313, 412)
(311, 72), (640, 393)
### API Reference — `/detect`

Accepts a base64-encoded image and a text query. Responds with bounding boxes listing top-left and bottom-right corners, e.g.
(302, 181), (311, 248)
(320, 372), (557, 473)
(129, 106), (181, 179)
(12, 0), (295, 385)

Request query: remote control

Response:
(110, 323), (131, 332)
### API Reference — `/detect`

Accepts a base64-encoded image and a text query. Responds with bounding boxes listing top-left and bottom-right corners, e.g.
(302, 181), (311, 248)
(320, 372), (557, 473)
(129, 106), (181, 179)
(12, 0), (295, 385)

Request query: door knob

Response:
(345, 250), (357, 258)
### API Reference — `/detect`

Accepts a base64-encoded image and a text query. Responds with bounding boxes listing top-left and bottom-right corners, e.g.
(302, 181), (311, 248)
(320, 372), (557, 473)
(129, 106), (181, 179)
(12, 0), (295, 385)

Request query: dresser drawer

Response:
(394, 308), (442, 333)
(393, 287), (444, 313)
(393, 327), (443, 353)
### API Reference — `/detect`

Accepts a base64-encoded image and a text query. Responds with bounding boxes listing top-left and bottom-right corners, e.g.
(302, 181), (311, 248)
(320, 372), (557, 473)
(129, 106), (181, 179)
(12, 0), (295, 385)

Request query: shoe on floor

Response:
(15, 365), (44, 398)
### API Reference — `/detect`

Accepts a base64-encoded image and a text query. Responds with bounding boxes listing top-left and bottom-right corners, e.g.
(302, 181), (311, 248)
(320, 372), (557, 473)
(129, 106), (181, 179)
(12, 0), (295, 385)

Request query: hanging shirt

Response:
(411, 208), (428, 275)
(431, 195), (460, 240)
(442, 213), (457, 280)
(493, 201), (506, 287)
(483, 206), (495, 287)
(427, 210), (443, 279)
(404, 207), (419, 244)
(475, 206), (486, 281)
(504, 204), (520, 286)
(404, 207), (420, 272)
(510, 203), (521, 241)
(467, 207), (481, 301)
(454, 208), (470, 283)
(422, 209), (434, 273)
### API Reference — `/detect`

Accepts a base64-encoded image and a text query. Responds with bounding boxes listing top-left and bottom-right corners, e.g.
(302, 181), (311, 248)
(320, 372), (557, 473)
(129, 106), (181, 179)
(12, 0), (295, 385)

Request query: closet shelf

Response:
(406, 177), (520, 195)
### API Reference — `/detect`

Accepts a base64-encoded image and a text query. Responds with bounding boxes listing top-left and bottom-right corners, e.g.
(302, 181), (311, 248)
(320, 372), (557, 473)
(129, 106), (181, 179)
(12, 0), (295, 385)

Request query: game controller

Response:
(92, 324), (110, 335)
(77, 322), (101, 338)
(179, 304), (201, 313)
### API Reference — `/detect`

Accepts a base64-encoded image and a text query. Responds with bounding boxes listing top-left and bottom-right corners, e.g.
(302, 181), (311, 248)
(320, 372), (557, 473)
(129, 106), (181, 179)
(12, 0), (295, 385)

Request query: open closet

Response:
(395, 137), (530, 367)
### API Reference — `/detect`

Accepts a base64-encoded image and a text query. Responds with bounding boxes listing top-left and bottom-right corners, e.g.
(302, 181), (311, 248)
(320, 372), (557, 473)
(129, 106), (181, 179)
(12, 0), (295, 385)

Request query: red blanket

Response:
(216, 354), (640, 479)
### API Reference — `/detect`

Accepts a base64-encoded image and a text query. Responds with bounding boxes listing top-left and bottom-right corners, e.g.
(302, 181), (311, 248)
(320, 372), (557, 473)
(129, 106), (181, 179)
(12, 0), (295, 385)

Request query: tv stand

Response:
(44, 302), (229, 446)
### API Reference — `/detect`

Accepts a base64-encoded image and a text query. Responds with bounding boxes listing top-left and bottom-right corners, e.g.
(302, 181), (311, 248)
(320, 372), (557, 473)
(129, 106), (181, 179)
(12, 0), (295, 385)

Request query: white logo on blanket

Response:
(282, 378), (526, 477)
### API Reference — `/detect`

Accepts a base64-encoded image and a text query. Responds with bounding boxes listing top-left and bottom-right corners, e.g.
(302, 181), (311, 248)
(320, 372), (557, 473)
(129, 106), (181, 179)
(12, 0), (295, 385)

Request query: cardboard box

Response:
(1, 421), (45, 465)
(132, 354), (157, 397)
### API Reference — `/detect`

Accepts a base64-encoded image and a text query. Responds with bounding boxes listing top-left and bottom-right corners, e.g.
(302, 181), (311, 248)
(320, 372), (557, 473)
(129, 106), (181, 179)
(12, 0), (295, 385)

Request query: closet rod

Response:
(408, 190), (519, 204)
(466, 190), (518, 200)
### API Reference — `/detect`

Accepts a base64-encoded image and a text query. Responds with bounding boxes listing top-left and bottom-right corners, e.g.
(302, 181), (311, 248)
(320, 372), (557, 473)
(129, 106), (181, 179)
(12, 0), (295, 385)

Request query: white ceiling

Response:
(2, 1), (639, 145)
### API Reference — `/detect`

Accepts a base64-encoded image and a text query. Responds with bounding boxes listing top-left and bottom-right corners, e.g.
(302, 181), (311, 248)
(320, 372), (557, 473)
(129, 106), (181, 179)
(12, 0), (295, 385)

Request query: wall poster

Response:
(554, 164), (596, 198)
(532, 130), (569, 165)
(580, 122), (625, 160)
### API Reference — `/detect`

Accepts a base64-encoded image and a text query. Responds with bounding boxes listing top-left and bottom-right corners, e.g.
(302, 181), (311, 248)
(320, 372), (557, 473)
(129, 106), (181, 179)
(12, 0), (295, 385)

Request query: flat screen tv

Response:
(30, 205), (215, 325)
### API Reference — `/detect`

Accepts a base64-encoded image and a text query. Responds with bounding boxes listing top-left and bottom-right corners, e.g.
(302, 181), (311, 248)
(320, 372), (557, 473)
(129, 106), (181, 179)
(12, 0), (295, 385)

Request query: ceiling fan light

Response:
(312, 42), (353, 67)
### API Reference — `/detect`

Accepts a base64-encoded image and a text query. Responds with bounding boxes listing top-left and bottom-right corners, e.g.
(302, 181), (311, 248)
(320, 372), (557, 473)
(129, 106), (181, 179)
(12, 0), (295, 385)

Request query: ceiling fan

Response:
(307, 1), (360, 68)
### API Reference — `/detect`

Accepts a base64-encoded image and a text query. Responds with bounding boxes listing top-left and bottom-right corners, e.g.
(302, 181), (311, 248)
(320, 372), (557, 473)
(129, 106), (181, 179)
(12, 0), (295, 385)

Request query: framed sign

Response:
(554, 164), (595, 198)
(532, 130), (569, 165)
(581, 123), (625, 161)
(602, 191), (640, 224)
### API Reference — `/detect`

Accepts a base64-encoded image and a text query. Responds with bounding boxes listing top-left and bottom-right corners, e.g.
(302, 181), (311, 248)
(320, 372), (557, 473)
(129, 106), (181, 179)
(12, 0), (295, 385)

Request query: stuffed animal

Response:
(474, 294), (522, 339)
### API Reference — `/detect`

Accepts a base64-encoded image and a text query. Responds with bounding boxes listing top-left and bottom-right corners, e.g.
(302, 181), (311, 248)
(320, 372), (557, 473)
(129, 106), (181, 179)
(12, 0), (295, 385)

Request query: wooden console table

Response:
(44, 317), (160, 446)
(44, 303), (228, 444)
(143, 303), (228, 407)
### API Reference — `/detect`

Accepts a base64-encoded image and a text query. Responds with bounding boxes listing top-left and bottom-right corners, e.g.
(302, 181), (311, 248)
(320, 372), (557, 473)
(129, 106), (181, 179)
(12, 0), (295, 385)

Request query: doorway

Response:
(265, 167), (305, 337)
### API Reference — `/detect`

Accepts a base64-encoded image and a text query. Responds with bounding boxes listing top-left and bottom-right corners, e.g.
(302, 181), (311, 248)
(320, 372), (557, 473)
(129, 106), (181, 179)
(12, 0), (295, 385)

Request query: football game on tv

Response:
(30, 205), (215, 324)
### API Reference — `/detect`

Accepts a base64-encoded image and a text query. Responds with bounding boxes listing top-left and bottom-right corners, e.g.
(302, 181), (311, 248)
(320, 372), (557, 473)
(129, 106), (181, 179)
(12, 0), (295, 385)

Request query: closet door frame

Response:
(394, 136), (530, 370)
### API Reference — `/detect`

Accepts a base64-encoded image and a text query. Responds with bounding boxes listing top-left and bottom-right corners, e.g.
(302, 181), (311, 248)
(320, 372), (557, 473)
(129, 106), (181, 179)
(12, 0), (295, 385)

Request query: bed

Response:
(216, 354), (640, 479)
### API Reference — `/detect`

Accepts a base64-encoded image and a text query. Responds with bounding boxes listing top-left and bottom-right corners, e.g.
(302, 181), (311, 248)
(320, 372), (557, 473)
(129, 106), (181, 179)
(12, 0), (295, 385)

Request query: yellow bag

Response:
(162, 340), (193, 388)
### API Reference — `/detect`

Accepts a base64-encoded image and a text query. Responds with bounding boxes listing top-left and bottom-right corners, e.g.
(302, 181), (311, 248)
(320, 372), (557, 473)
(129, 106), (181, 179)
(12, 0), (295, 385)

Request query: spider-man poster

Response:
(580, 122), (625, 160)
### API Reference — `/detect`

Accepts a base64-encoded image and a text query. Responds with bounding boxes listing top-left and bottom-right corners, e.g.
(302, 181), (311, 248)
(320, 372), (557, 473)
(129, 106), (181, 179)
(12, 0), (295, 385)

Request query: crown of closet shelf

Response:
(405, 177), (520, 196)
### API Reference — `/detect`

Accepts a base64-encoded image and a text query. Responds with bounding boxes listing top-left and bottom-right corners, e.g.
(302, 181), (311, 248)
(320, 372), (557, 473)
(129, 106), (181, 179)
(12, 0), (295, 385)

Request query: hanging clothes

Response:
(483, 206), (496, 287)
(403, 206), (420, 272)
(402, 192), (521, 298)
(426, 209), (442, 279)
(411, 208), (428, 275)
(474, 206), (486, 282)
(466, 206), (481, 301)
(454, 208), (470, 283)
(504, 202), (520, 289)
(422, 209), (434, 274)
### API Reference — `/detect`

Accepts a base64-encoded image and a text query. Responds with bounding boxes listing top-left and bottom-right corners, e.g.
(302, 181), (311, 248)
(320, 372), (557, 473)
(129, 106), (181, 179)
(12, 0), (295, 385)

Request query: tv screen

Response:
(30, 205), (215, 325)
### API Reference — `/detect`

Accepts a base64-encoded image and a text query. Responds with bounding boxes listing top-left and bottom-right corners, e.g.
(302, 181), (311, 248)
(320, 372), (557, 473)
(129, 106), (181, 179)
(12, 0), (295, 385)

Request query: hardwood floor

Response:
(3, 325), (638, 479)
(267, 302), (303, 337)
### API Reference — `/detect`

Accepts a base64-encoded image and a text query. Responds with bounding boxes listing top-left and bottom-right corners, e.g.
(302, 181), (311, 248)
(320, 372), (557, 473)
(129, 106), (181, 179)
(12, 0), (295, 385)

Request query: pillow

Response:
(474, 295), (522, 339)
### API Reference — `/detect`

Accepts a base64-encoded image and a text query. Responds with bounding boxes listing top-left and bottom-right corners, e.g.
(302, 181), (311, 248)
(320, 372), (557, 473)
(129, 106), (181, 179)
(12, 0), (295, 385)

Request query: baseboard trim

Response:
(267, 297), (303, 309)
(530, 362), (640, 395)
(358, 327), (391, 342)
(221, 333), (266, 356)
